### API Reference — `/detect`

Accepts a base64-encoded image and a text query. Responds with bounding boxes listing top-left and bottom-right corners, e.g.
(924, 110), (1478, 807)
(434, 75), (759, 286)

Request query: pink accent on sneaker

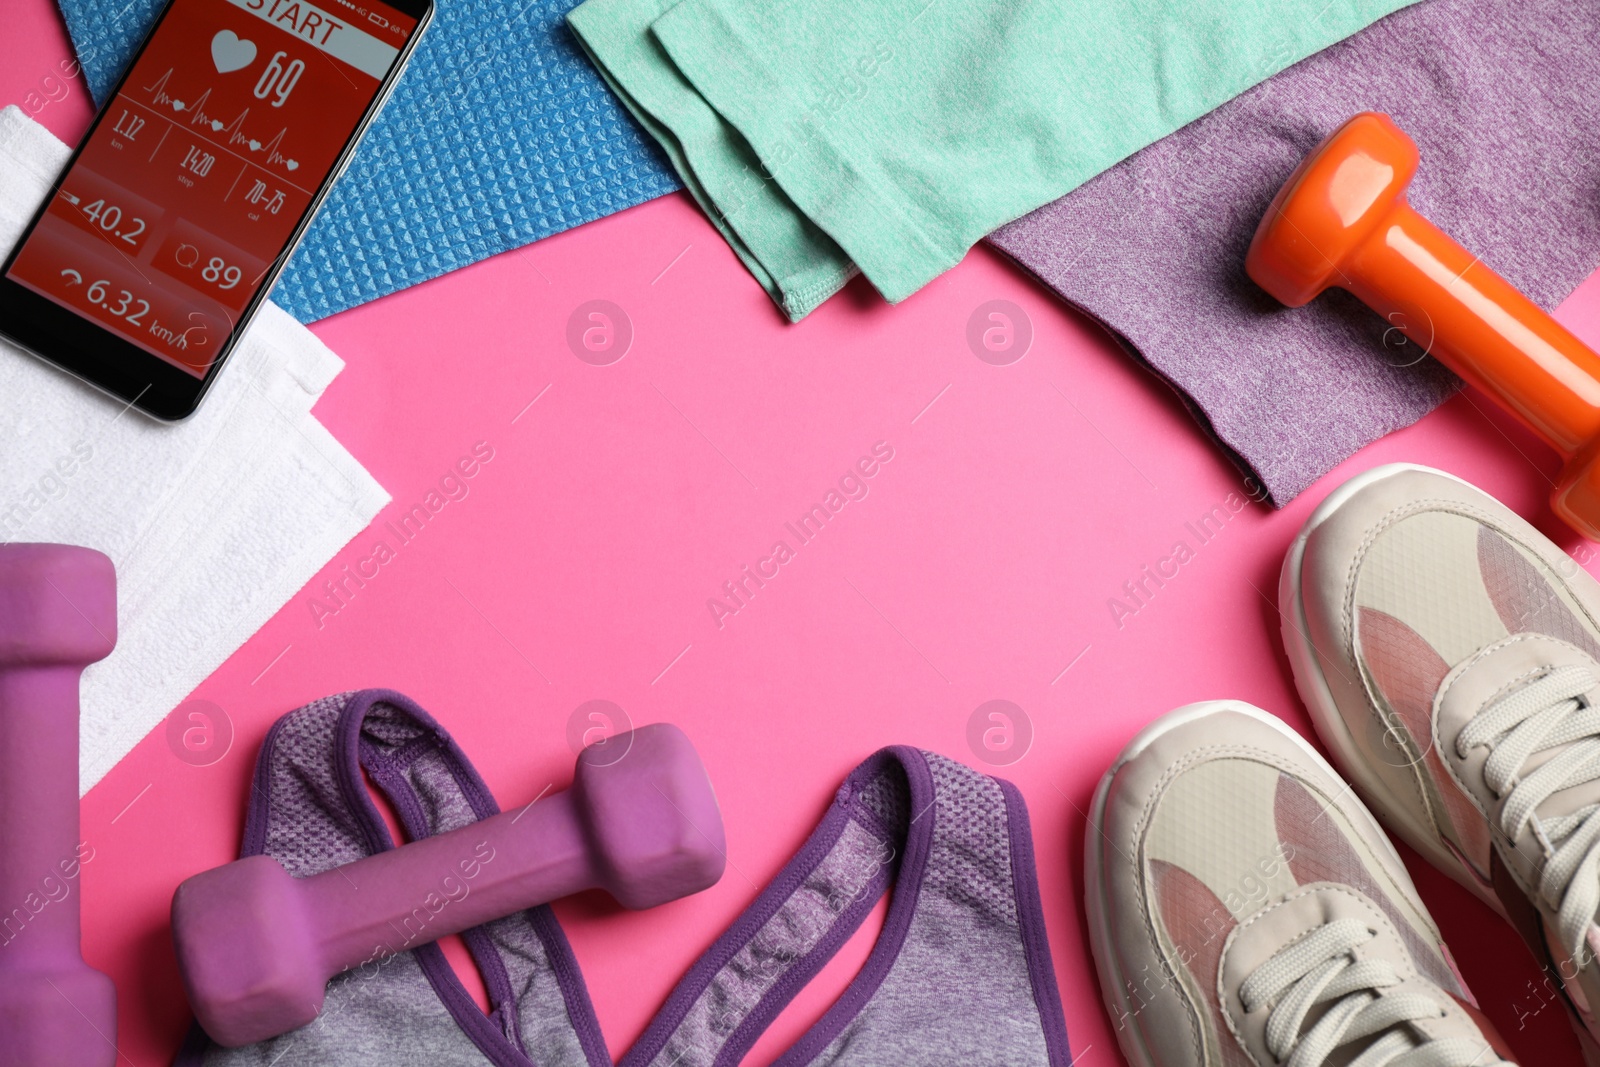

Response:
(1358, 607), (1494, 878)
(1479, 527), (1600, 659)
(1275, 771), (1462, 995)
(1437, 940), (1480, 1010)
(1150, 859), (1252, 1067)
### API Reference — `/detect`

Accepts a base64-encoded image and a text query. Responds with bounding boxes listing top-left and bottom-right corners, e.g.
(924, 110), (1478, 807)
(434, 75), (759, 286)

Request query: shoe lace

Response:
(1459, 663), (1600, 963)
(1239, 918), (1509, 1067)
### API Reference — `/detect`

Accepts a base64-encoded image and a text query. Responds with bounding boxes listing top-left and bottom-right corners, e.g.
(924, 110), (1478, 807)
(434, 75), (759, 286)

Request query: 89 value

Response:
(201, 256), (241, 290)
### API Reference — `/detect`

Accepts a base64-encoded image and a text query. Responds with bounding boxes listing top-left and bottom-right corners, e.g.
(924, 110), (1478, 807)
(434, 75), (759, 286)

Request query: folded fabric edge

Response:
(985, 239), (1321, 509)
(566, 14), (785, 309)
(643, 0), (1431, 318)
(0, 104), (70, 178)
(646, 4), (949, 311)
(567, 2), (854, 321)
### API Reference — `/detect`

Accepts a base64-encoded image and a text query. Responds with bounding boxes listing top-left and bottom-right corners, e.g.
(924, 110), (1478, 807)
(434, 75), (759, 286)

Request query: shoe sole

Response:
(1280, 461), (1600, 1063)
(1083, 698), (1415, 1067)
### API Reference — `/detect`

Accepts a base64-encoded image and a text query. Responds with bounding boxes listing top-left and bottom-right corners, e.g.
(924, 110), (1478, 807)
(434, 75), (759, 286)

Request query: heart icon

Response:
(210, 30), (257, 74)
(172, 100), (185, 111)
(211, 120), (223, 131)
(284, 160), (299, 171)
(248, 139), (261, 151)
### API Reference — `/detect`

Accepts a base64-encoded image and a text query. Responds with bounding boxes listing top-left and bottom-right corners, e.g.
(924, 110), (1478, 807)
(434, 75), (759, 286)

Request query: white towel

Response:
(0, 106), (390, 793)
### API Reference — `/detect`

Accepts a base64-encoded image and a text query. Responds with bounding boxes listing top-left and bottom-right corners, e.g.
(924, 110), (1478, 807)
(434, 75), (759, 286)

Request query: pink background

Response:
(7, 6), (1600, 1064)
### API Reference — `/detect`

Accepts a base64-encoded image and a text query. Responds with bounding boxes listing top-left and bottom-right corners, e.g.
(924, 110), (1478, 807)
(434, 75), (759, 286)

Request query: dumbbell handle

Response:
(1338, 198), (1600, 457)
(306, 788), (593, 974)
(0, 665), (87, 964)
(176, 720), (723, 1047)
(0, 544), (118, 1067)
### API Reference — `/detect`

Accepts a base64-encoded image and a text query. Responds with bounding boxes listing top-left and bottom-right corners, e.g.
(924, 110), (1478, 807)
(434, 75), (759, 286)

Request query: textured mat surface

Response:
(58, 0), (681, 321)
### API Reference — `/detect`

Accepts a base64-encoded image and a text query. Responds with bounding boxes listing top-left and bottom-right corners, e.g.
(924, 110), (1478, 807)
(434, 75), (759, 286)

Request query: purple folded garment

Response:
(987, 0), (1600, 505)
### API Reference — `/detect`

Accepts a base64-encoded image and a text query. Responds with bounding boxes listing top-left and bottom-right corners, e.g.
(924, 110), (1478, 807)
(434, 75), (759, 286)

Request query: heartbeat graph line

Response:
(140, 68), (184, 110)
(138, 69), (300, 173)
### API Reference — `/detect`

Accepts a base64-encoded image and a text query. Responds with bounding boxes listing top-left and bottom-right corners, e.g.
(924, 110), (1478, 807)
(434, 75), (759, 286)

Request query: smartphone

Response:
(0, 0), (431, 420)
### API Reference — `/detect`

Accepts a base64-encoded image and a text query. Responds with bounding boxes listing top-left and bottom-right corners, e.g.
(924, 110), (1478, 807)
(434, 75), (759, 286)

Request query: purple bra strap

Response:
(998, 779), (1074, 1067)
(336, 689), (612, 1067)
(621, 747), (936, 1067)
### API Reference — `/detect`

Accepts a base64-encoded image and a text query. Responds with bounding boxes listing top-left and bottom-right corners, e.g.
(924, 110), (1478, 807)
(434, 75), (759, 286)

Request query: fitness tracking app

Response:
(4, 0), (419, 375)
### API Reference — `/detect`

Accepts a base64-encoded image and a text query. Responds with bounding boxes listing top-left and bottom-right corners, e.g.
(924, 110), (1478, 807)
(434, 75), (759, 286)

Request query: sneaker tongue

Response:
(1219, 886), (1399, 1066)
(1438, 634), (1600, 826)
(1219, 885), (1471, 1065)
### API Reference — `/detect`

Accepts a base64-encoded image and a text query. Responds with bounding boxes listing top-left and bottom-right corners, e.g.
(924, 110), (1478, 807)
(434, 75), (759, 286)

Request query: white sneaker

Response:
(1283, 462), (1600, 1064)
(1087, 700), (1514, 1067)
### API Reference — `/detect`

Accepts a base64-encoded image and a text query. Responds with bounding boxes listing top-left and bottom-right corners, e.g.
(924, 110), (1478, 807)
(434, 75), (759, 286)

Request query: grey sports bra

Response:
(175, 690), (1073, 1067)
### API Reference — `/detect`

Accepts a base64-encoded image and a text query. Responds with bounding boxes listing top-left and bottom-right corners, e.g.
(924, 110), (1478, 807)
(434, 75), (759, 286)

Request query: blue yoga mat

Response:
(57, 0), (681, 321)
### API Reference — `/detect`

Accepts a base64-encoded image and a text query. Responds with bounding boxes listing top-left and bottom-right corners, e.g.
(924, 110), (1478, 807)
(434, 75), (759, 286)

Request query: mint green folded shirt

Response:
(569, 0), (1416, 321)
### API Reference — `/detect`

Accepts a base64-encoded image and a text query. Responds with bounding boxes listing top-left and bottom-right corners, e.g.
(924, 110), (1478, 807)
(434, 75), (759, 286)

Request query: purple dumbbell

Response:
(0, 544), (118, 1067)
(173, 721), (725, 1046)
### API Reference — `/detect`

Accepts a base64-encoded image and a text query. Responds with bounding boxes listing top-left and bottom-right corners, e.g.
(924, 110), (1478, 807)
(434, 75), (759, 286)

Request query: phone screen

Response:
(4, 0), (420, 377)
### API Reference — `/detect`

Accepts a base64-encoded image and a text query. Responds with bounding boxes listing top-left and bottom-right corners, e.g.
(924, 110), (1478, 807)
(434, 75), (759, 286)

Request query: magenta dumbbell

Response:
(173, 721), (725, 1047)
(0, 544), (118, 1067)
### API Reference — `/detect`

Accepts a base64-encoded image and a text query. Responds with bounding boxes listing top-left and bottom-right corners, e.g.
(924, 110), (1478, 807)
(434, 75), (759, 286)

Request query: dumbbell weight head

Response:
(1250, 112), (1600, 540)
(0, 544), (117, 666)
(1246, 112), (1419, 309)
(571, 720), (725, 909)
(171, 855), (324, 1045)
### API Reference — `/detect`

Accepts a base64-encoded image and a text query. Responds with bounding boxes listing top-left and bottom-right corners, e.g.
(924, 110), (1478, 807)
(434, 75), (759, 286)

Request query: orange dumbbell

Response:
(1247, 112), (1600, 539)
